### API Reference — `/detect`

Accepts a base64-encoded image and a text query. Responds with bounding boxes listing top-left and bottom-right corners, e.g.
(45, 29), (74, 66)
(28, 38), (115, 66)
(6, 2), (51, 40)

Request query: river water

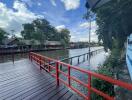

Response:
(0, 47), (108, 67)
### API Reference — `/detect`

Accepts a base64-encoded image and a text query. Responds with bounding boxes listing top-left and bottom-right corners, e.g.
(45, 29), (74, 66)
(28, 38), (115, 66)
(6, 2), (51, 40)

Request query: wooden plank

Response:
(0, 74), (51, 94)
(7, 80), (56, 100)
(49, 88), (69, 100)
(0, 75), (52, 99)
(69, 95), (78, 100)
(35, 85), (65, 100)
(0, 71), (43, 86)
(0, 59), (33, 74)
(0, 70), (41, 82)
(0, 67), (40, 79)
(59, 90), (73, 100)
(24, 83), (57, 100)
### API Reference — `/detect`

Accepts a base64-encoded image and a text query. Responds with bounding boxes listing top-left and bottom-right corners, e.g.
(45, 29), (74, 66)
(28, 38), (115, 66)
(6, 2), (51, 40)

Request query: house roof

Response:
(2, 38), (61, 46)
(2, 37), (19, 45)
(45, 41), (61, 45)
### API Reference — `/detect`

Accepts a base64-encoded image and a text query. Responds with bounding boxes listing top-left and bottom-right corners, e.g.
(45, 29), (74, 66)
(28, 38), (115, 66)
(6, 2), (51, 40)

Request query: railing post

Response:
(39, 57), (41, 70)
(56, 61), (59, 86)
(70, 58), (72, 65)
(87, 53), (89, 60)
(12, 52), (14, 64)
(43, 58), (45, 69)
(48, 60), (51, 72)
(83, 54), (85, 62)
(88, 73), (91, 100)
(78, 56), (79, 64)
(68, 65), (71, 86)
(28, 52), (30, 60)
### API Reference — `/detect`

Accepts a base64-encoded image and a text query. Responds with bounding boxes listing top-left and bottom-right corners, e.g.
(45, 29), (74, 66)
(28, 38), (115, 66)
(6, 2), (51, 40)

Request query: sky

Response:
(0, 0), (98, 42)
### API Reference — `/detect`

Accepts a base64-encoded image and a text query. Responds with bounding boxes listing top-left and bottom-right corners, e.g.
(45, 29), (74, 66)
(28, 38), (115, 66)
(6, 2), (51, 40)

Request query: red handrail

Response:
(29, 52), (132, 100)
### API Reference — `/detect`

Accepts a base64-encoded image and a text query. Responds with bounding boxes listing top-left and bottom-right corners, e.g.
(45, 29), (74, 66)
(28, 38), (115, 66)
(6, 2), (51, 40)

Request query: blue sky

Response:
(0, 0), (98, 42)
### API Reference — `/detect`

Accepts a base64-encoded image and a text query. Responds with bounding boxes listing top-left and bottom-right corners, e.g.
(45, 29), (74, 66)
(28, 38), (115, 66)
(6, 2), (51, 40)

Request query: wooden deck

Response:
(0, 59), (81, 100)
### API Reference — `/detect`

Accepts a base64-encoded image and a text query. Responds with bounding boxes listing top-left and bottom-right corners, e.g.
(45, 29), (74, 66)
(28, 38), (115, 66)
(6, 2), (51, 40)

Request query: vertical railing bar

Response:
(56, 61), (59, 86)
(43, 58), (45, 70)
(48, 59), (51, 72)
(78, 56), (79, 64)
(31, 53), (33, 62)
(68, 65), (71, 86)
(39, 56), (41, 70)
(88, 73), (91, 100)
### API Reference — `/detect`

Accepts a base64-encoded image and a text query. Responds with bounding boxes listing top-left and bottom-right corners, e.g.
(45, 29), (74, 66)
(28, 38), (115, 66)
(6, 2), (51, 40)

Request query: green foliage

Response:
(59, 29), (70, 47)
(85, 1), (132, 99)
(91, 41), (122, 99)
(0, 28), (7, 44)
(86, 0), (132, 50)
(21, 18), (70, 46)
(92, 66), (115, 100)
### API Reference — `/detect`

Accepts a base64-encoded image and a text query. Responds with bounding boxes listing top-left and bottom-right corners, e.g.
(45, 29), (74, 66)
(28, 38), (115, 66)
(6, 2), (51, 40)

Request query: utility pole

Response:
(88, 17), (91, 65)
(86, 0), (111, 66)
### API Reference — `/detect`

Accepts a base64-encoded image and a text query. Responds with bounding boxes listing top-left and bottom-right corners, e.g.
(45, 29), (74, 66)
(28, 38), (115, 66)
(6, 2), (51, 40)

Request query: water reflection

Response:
(0, 47), (105, 66)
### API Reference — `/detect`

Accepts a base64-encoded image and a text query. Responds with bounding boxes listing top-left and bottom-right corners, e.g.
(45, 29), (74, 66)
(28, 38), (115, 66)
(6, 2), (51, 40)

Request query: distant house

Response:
(3, 38), (18, 45)
(2, 38), (41, 46)
(45, 40), (61, 46)
(20, 39), (40, 46)
(1, 38), (62, 48)
(2, 37), (20, 48)
(45, 40), (62, 48)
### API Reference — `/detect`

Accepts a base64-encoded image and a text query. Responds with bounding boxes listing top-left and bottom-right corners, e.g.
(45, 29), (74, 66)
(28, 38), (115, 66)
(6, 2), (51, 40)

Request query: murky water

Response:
(0, 47), (108, 69)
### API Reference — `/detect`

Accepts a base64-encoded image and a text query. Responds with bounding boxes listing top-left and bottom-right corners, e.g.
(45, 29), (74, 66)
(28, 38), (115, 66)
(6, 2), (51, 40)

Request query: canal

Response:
(0, 47), (108, 69)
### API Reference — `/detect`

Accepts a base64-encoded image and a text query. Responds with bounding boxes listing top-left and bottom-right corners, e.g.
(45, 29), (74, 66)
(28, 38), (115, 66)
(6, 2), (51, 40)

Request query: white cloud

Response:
(56, 25), (66, 32)
(80, 21), (97, 29)
(50, 0), (56, 6)
(0, 1), (43, 37)
(80, 22), (89, 28)
(37, 2), (42, 6)
(70, 21), (98, 42)
(71, 34), (98, 42)
(61, 0), (80, 10)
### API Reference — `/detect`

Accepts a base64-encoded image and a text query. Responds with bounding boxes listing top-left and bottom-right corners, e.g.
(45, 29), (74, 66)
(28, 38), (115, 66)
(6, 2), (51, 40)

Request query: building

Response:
(126, 34), (132, 80)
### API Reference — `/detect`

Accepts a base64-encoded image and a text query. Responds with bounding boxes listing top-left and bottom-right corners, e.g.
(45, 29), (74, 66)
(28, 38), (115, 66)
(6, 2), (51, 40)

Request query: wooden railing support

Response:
(68, 65), (71, 86)
(48, 60), (51, 72)
(78, 56), (80, 64)
(39, 57), (42, 70)
(56, 61), (59, 86)
(88, 73), (91, 100)
(83, 54), (85, 62)
(70, 58), (72, 65)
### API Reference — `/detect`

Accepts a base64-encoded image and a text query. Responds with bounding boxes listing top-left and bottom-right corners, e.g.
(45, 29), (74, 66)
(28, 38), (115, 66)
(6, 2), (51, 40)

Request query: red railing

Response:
(29, 52), (132, 100)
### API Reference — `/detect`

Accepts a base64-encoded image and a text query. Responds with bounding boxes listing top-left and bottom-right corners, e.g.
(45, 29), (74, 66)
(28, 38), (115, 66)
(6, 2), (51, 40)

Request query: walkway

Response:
(0, 59), (81, 100)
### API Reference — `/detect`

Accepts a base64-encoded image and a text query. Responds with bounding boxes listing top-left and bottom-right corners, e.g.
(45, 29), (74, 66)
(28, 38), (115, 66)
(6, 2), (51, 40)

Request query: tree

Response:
(0, 28), (7, 44)
(21, 24), (34, 39)
(21, 19), (49, 44)
(21, 18), (71, 46)
(86, 0), (132, 50)
(59, 29), (70, 47)
(85, 1), (132, 99)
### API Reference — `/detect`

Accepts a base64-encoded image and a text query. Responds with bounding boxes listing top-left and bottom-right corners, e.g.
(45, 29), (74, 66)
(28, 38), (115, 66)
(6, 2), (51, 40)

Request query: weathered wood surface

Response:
(0, 59), (82, 100)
